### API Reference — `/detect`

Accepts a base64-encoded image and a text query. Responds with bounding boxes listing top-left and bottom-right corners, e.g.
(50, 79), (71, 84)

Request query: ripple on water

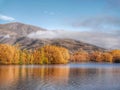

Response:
(0, 63), (120, 90)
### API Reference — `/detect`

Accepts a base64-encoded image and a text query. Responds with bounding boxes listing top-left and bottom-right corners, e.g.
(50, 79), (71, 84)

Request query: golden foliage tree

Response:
(90, 51), (102, 62)
(0, 44), (19, 64)
(58, 47), (70, 63)
(33, 48), (48, 64)
(71, 50), (89, 62)
(33, 45), (70, 64)
(1, 44), (120, 64)
(101, 52), (113, 62)
(19, 49), (34, 64)
(109, 50), (120, 63)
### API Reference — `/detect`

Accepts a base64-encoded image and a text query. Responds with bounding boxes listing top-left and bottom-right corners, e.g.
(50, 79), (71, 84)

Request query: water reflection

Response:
(0, 64), (120, 90)
(0, 65), (70, 90)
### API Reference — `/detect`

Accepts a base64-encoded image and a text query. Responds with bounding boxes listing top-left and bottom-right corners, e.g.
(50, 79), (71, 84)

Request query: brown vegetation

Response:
(33, 45), (70, 64)
(0, 44), (120, 64)
(0, 44), (20, 64)
(71, 49), (120, 63)
(70, 49), (89, 62)
(0, 44), (70, 64)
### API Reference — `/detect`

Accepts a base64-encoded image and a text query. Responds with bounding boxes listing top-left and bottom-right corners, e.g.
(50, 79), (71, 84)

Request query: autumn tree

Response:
(101, 52), (113, 62)
(33, 48), (48, 64)
(58, 47), (70, 63)
(109, 50), (120, 63)
(0, 44), (20, 64)
(71, 50), (89, 62)
(19, 49), (34, 64)
(1, 44), (120, 64)
(33, 45), (70, 64)
(42, 45), (69, 64)
(90, 51), (102, 62)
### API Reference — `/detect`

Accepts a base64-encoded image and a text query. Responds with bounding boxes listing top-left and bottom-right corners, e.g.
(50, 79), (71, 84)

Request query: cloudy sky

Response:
(0, 0), (120, 49)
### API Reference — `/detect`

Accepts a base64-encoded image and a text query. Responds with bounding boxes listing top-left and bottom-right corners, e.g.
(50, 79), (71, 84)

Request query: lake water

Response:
(0, 63), (120, 90)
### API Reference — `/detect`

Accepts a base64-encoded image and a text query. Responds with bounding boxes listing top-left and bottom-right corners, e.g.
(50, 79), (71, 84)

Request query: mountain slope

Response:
(13, 37), (104, 52)
(0, 22), (105, 52)
(0, 22), (46, 37)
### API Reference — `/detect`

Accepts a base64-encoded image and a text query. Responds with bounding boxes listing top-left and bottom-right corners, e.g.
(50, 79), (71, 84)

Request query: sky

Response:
(0, 0), (120, 49)
(0, 0), (120, 31)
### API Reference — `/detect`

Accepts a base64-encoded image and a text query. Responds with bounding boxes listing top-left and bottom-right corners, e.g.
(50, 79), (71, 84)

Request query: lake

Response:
(0, 63), (120, 90)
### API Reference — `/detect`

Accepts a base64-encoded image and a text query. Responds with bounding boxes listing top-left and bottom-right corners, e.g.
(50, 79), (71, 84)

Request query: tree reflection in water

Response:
(0, 64), (120, 90)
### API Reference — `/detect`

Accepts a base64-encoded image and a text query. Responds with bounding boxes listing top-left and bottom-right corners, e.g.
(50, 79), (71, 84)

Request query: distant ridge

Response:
(0, 22), (105, 52)
(0, 22), (46, 36)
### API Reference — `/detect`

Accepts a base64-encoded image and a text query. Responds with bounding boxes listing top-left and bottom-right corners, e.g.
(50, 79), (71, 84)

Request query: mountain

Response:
(0, 22), (46, 37)
(0, 22), (105, 52)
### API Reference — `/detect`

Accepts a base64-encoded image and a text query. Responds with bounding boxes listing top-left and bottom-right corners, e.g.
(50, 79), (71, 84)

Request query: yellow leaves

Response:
(33, 49), (42, 64)
(71, 49), (120, 63)
(109, 50), (120, 63)
(0, 44), (120, 64)
(0, 44), (20, 64)
(101, 53), (113, 63)
(34, 45), (70, 64)
(90, 51), (102, 62)
(0, 44), (34, 64)
(59, 47), (70, 63)
(71, 50), (89, 62)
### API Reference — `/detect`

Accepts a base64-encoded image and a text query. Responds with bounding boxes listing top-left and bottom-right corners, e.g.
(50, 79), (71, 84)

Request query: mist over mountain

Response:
(0, 22), (113, 52)
(27, 30), (120, 49)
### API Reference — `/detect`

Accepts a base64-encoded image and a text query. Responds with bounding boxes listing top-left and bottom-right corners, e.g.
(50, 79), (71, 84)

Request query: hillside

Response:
(0, 22), (46, 36)
(0, 22), (105, 52)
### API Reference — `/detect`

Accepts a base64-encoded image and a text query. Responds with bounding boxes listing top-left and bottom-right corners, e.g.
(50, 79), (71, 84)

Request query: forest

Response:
(0, 44), (120, 64)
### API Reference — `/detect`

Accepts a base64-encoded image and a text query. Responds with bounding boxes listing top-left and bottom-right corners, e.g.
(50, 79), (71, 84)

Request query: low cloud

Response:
(0, 14), (15, 21)
(70, 16), (120, 31)
(3, 34), (10, 38)
(27, 30), (120, 49)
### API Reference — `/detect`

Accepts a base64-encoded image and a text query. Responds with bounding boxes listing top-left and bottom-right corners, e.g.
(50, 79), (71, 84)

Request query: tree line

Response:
(70, 49), (120, 63)
(0, 44), (69, 64)
(0, 44), (120, 64)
